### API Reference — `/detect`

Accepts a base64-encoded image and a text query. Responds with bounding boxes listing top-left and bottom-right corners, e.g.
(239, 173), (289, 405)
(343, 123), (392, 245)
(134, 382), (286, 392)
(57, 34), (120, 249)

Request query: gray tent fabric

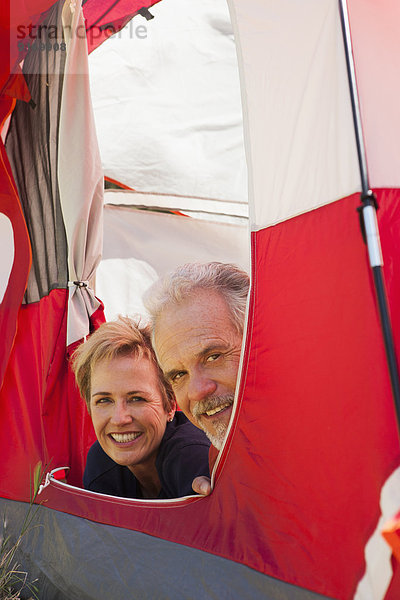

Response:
(5, 0), (68, 304)
(0, 498), (334, 600)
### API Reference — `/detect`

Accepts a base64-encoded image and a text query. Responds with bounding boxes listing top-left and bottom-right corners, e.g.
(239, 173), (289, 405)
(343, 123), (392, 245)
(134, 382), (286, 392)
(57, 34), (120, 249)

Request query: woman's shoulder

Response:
(162, 411), (211, 449)
(83, 441), (139, 498)
(156, 413), (211, 498)
(84, 441), (116, 480)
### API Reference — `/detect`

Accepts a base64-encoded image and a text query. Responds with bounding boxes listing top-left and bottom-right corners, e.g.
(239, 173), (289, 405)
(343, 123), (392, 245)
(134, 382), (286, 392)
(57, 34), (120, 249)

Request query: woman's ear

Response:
(167, 401), (177, 422)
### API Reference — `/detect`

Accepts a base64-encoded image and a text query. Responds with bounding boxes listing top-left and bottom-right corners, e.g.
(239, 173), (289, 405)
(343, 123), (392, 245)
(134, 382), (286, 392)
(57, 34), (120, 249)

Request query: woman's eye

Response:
(95, 397), (112, 405)
(128, 396), (146, 403)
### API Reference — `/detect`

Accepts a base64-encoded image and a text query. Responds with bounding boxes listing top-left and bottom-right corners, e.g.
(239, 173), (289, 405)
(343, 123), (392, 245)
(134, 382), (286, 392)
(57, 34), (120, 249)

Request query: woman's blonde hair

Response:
(70, 316), (175, 413)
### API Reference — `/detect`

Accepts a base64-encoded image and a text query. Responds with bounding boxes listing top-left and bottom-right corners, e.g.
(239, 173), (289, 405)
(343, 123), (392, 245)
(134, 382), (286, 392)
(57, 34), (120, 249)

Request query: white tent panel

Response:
(97, 205), (249, 320)
(348, 0), (400, 188)
(89, 0), (247, 205)
(229, 0), (360, 231)
(96, 258), (158, 321)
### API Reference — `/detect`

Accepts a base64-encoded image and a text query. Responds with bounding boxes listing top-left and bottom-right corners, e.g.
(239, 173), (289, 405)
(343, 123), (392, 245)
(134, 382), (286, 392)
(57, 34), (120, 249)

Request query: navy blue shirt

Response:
(83, 412), (211, 499)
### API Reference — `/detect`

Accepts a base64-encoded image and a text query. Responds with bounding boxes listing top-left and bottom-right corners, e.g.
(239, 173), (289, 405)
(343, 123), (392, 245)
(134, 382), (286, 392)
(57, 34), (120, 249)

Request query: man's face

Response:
(154, 288), (243, 450)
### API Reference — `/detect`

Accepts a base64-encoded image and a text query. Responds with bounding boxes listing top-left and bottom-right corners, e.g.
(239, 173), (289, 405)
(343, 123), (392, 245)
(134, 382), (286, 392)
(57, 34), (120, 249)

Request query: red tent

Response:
(1, 1), (400, 599)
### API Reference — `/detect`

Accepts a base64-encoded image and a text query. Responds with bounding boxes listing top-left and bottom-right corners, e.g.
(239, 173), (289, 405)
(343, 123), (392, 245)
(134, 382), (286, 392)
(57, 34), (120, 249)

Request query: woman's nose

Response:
(110, 402), (133, 426)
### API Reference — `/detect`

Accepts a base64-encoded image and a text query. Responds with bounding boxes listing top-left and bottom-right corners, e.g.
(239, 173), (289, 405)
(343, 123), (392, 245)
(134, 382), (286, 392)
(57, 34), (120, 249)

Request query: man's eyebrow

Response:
(197, 344), (225, 359)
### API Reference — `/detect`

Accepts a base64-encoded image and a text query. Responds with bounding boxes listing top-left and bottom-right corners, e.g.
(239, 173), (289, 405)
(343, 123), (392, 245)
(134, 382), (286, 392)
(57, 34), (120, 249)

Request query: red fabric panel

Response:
(0, 289), (98, 501)
(0, 1), (56, 88)
(0, 1), (161, 75)
(208, 444), (219, 472)
(0, 1), (11, 92)
(231, 189), (400, 597)
(0, 97), (31, 388)
(40, 191), (400, 599)
(83, 0), (162, 54)
(2, 69), (31, 103)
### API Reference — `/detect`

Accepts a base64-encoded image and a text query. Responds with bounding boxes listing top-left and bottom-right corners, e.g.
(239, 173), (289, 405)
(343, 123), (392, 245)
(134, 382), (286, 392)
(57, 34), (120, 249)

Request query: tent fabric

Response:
(88, 0), (247, 204)
(98, 203), (249, 320)
(229, 0), (400, 231)
(0, 498), (333, 600)
(1, 1), (400, 600)
(246, 192), (400, 599)
(58, 0), (104, 345)
(5, 1), (68, 304)
(0, 288), (98, 500)
(5, 0), (161, 59)
(39, 191), (400, 600)
(4, 0), (103, 343)
(230, 0), (400, 594)
(0, 105), (31, 387)
(72, 1), (400, 598)
(83, 0), (162, 54)
(104, 189), (248, 220)
(0, 0), (53, 387)
(5, 1), (57, 78)
(346, 0), (400, 188)
(0, 0), (104, 494)
(229, 0), (360, 230)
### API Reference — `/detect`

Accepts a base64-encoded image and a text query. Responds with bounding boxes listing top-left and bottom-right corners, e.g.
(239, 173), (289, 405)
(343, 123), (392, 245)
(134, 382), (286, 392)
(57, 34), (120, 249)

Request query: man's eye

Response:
(171, 371), (185, 383)
(206, 353), (221, 362)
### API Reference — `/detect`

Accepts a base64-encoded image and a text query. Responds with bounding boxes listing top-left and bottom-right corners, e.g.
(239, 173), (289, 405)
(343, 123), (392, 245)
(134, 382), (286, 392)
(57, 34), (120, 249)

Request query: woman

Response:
(71, 316), (210, 499)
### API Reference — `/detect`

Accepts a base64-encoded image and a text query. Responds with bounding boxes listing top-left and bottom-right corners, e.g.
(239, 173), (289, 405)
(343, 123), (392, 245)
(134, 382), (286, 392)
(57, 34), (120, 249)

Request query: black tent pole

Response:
(338, 0), (400, 434)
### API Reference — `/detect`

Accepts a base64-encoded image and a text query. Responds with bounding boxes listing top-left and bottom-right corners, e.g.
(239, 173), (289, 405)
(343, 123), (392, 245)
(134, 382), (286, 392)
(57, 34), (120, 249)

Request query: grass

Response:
(0, 462), (44, 600)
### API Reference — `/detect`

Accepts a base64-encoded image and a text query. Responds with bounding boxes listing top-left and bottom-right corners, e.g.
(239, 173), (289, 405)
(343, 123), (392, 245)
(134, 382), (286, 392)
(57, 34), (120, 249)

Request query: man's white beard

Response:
(203, 419), (226, 451)
(192, 394), (234, 450)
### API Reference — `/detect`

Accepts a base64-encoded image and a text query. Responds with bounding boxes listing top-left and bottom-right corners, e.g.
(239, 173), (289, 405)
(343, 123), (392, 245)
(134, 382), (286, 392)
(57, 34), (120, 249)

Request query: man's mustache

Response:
(192, 394), (234, 420)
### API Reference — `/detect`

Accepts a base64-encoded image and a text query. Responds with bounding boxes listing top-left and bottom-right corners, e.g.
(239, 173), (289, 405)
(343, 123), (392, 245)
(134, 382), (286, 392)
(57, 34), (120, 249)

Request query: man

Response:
(145, 262), (250, 495)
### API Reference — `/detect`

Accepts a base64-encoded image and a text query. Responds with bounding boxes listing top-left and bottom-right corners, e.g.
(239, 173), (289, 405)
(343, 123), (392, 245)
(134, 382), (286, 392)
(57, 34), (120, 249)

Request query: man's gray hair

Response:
(145, 262), (250, 333)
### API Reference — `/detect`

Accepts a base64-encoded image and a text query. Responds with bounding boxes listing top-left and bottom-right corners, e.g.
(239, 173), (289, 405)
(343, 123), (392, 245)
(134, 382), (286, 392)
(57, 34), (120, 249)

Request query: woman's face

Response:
(90, 353), (173, 474)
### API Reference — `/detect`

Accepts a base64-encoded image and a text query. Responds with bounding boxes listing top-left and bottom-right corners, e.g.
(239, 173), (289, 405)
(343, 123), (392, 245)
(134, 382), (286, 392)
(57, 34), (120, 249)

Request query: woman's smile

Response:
(90, 354), (174, 476)
(109, 431), (143, 444)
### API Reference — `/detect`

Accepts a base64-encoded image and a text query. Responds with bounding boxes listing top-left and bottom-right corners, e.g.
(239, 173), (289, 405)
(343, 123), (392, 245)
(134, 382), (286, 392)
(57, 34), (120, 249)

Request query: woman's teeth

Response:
(111, 432), (141, 442)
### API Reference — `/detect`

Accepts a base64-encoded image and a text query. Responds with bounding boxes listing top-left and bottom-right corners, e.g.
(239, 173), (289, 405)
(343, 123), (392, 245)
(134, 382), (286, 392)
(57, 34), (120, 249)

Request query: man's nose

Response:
(187, 371), (217, 404)
(110, 401), (133, 426)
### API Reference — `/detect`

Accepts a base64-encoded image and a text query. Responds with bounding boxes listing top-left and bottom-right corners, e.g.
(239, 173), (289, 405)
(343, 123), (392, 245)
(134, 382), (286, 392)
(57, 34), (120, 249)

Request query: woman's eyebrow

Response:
(92, 390), (144, 396)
